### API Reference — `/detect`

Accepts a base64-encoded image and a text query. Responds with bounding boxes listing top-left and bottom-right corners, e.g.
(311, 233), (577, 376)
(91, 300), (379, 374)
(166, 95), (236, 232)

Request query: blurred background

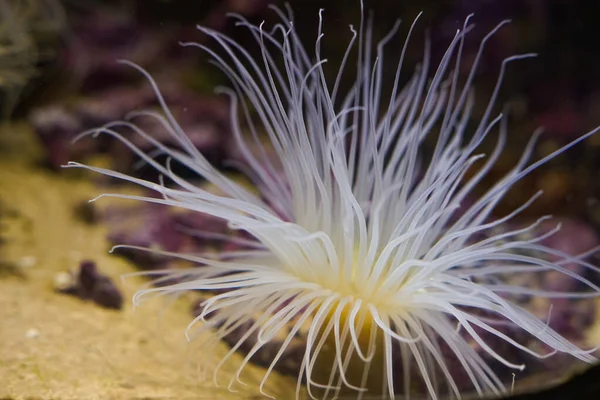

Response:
(1, 0), (600, 399)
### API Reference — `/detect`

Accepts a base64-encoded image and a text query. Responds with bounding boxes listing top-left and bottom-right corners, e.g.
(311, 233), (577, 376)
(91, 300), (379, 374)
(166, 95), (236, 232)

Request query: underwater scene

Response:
(1, 0), (600, 399)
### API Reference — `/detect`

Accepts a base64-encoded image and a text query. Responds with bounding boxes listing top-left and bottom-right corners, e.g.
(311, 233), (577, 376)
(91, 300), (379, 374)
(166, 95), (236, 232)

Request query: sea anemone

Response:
(67, 3), (600, 400)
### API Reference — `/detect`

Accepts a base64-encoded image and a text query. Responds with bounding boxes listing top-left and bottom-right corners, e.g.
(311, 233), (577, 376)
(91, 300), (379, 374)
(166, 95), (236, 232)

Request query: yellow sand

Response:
(0, 122), (294, 399)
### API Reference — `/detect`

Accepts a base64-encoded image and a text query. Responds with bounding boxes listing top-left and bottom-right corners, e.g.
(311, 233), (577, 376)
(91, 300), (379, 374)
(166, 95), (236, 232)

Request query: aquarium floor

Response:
(0, 123), (291, 399)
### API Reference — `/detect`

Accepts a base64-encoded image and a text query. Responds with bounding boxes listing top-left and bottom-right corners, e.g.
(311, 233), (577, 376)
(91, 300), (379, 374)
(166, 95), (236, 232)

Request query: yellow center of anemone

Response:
(311, 297), (388, 397)
(293, 250), (418, 396)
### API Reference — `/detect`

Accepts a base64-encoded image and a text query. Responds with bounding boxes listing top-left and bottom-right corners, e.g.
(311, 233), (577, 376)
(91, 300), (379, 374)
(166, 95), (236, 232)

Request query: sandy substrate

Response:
(0, 123), (293, 399)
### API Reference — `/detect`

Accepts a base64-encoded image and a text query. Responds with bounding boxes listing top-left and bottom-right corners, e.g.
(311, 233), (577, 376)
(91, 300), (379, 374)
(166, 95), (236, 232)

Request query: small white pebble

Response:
(25, 328), (40, 339)
(53, 271), (74, 290)
(18, 256), (37, 269)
